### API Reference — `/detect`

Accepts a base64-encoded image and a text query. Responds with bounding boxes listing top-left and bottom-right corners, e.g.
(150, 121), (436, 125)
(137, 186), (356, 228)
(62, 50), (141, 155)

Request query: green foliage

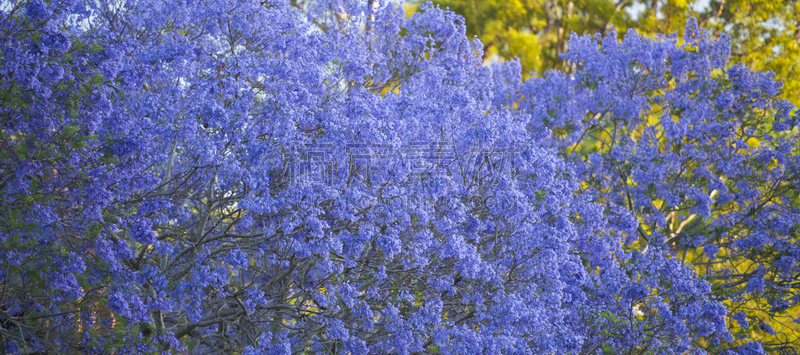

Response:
(420, 0), (633, 75)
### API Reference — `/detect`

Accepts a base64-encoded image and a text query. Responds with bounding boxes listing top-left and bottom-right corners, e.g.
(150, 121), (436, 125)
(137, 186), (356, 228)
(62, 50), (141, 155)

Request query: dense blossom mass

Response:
(510, 18), (800, 352)
(0, 0), (797, 354)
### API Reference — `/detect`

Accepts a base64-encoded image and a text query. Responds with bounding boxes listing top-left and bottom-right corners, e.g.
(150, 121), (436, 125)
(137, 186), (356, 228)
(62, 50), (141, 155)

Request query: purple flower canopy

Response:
(0, 0), (796, 354)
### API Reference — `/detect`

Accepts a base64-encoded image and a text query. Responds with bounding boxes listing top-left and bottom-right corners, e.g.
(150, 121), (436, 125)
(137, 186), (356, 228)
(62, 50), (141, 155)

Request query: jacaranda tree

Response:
(499, 20), (800, 353)
(0, 0), (795, 354)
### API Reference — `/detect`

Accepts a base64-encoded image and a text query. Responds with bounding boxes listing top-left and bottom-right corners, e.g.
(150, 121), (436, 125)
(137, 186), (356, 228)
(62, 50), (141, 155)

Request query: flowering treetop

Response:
(0, 0), (795, 354)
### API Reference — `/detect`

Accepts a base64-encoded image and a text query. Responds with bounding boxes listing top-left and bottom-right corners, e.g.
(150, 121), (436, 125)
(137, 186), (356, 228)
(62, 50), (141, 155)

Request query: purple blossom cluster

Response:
(0, 0), (796, 354)
(509, 18), (799, 354)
